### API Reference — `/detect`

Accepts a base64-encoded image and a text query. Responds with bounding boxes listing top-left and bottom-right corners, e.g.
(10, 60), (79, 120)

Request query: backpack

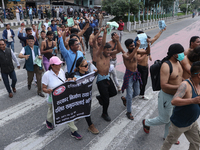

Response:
(150, 59), (172, 91)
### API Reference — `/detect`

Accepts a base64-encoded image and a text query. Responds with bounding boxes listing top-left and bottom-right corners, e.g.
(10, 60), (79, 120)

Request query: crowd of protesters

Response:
(1, 5), (200, 149)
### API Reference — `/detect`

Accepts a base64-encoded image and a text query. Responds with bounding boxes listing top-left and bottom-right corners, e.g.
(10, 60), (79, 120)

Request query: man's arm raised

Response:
(77, 20), (89, 37)
(92, 27), (104, 49)
(150, 27), (166, 45)
(95, 26), (109, 57)
(123, 40), (140, 60)
(110, 33), (125, 55)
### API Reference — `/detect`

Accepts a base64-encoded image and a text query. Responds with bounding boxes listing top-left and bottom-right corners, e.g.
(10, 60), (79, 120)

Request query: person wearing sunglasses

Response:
(74, 57), (99, 134)
(42, 56), (82, 139)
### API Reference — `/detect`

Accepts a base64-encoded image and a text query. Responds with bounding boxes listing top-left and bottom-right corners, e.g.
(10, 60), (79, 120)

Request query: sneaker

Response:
(71, 131), (82, 140)
(139, 95), (149, 100)
(46, 120), (53, 130)
(88, 124), (99, 134)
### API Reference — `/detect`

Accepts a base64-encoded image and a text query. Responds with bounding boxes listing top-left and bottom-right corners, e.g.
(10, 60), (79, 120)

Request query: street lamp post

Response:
(2, 0), (6, 19)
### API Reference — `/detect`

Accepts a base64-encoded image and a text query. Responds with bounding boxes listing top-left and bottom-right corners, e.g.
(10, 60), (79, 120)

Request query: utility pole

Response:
(2, 0), (6, 19)
(128, 0), (130, 22)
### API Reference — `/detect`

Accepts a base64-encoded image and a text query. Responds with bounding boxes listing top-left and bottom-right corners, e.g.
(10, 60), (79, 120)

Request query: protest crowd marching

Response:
(1, 5), (200, 150)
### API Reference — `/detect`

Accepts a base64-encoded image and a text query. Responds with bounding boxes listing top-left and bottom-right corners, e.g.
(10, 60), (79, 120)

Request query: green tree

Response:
(180, 4), (187, 13)
(102, 0), (142, 17)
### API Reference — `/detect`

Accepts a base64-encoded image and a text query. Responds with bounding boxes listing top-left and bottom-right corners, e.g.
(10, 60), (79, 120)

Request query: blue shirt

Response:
(50, 24), (57, 32)
(29, 8), (32, 15)
(90, 23), (96, 28)
(93, 19), (98, 27)
(58, 37), (83, 73)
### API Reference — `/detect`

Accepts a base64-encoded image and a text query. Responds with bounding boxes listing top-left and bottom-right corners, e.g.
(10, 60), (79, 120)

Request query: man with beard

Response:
(142, 44), (184, 145)
(89, 27), (99, 60)
(95, 26), (123, 121)
(184, 36), (200, 55)
(40, 31), (57, 71)
(121, 39), (150, 120)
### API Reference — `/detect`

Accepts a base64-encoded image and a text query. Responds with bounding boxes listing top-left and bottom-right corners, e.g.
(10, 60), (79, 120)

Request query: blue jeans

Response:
(29, 14), (33, 22)
(38, 13), (41, 19)
(1, 70), (17, 93)
(145, 90), (174, 138)
(6, 41), (14, 52)
(125, 76), (140, 113)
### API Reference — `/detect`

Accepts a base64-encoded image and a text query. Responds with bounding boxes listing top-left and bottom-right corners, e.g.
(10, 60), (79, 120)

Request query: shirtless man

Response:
(40, 31), (57, 71)
(181, 46), (200, 80)
(142, 43), (185, 144)
(121, 39), (150, 120)
(91, 28), (104, 66)
(184, 36), (200, 55)
(95, 26), (123, 121)
(108, 32), (125, 91)
(89, 27), (99, 60)
(137, 28), (166, 100)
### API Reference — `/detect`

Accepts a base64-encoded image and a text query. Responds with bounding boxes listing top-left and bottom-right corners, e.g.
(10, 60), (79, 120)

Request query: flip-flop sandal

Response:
(126, 112), (134, 120)
(142, 119), (150, 134)
(121, 96), (126, 106)
(163, 138), (180, 145)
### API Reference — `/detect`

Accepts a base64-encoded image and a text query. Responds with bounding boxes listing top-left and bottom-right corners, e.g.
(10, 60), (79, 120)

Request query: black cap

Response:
(167, 43), (184, 57)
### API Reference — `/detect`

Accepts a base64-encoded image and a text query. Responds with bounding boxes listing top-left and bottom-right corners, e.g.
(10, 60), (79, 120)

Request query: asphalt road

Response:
(1, 15), (200, 150)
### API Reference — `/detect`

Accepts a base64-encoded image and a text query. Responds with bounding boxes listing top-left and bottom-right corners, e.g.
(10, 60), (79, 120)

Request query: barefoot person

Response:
(161, 61), (200, 150)
(142, 43), (185, 144)
(121, 39), (150, 120)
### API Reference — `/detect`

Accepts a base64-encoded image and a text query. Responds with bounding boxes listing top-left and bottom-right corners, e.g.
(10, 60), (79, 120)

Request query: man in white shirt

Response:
(56, 7), (59, 18)
(2, 24), (15, 52)
(44, 18), (50, 30)
(18, 35), (44, 97)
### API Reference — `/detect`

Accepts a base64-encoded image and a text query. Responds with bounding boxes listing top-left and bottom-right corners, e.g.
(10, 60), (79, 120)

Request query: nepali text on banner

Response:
(52, 72), (96, 126)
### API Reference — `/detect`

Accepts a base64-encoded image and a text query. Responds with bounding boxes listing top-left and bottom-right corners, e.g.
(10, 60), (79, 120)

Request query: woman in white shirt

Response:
(42, 56), (82, 140)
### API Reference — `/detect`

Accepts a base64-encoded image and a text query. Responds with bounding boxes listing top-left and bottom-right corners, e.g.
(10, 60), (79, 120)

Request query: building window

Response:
(90, 0), (92, 5)
(76, 0), (79, 5)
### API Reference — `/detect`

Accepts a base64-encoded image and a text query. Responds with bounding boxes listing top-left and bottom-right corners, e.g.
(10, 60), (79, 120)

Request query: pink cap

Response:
(49, 56), (63, 65)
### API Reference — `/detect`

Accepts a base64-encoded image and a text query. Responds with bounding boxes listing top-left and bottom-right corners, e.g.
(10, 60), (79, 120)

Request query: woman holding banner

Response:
(74, 57), (99, 134)
(42, 56), (82, 140)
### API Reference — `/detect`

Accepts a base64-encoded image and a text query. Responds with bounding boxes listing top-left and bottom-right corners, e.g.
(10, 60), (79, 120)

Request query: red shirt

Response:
(118, 22), (124, 31)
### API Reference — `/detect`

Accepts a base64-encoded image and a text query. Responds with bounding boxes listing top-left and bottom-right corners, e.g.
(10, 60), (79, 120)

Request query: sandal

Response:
(142, 119), (150, 134)
(121, 96), (126, 106)
(163, 138), (180, 145)
(126, 112), (134, 120)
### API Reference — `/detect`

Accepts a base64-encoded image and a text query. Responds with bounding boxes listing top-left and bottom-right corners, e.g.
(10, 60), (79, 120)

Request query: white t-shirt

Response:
(43, 22), (49, 30)
(42, 69), (66, 103)
(7, 29), (13, 42)
(32, 30), (36, 38)
(20, 47), (41, 64)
